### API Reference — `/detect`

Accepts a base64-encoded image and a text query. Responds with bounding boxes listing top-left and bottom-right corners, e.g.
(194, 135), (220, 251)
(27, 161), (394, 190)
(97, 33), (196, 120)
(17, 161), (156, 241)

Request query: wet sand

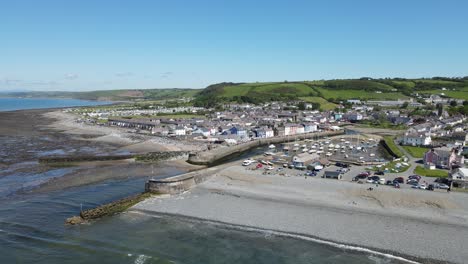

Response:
(0, 108), (203, 195)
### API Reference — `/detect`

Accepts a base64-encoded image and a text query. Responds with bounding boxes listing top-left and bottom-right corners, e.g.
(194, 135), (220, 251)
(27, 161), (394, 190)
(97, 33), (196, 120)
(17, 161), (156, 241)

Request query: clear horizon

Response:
(1, 0), (468, 91)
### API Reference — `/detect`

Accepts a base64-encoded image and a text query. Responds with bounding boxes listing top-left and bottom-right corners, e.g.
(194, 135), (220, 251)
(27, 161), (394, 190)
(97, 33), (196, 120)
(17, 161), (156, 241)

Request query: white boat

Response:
(326, 152), (333, 157)
(311, 145), (316, 149)
(329, 144), (335, 148)
(345, 141), (350, 144)
(349, 145), (354, 149)
(319, 146), (324, 150)
(369, 153), (375, 157)
(359, 157), (364, 160)
(341, 150), (346, 153)
(269, 144), (276, 149)
(283, 146), (290, 151)
(335, 144), (340, 149)
(294, 143), (300, 147)
(341, 145), (346, 149)
(308, 149), (316, 153)
(316, 150), (324, 154)
(293, 147), (299, 151)
(302, 144), (307, 148)
(356, 146), (362, 150)
(325, 141), (330, 144)
(340, 138), (345, 142)
(302, 148), (308, 153)
(345, 154), (349, 158)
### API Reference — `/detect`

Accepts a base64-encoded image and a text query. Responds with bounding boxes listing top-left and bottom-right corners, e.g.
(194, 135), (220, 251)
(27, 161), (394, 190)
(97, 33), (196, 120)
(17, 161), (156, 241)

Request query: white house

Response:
(401, 133), (432, 146)
(174, 126), (186, 136)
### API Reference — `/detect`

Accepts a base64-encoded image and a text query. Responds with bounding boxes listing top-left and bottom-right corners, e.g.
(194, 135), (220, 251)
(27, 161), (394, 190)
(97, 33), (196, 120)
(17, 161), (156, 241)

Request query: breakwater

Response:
(66, 192), (154, 225)
(187, 130), (344, 166)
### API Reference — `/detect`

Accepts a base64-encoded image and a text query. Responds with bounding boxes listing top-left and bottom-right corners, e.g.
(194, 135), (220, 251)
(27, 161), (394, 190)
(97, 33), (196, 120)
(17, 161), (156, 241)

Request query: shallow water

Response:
(0, 175), (407, 264)
(0, 97), (111, 111)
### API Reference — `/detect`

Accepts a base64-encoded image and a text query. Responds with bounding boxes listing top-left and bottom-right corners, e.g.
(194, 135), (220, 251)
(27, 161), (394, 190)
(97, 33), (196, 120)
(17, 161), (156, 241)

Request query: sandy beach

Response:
(133, 162), (468, 264)
(44, 110), (206, 153)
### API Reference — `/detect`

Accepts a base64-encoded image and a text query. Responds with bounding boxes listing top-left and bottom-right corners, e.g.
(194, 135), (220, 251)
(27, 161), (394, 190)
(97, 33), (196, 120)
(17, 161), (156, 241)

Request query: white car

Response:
(242, 159), (254, 166)
(265, 165), (274, 170)
(378, 178), (386, 185)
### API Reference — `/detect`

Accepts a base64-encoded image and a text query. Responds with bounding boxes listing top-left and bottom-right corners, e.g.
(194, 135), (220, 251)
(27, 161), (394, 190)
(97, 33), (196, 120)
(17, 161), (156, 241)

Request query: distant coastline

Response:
(0, 97), (114, 112)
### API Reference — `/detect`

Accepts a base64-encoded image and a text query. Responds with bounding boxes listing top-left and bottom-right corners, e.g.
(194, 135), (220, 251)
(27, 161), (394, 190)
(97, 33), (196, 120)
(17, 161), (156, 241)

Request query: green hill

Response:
(4, 77), (468, 109)
(2, 88), (202, 101)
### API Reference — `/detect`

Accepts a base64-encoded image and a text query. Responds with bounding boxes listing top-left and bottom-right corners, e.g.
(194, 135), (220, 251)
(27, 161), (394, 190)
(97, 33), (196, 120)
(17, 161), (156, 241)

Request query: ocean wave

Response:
(138, 212), (420, 264)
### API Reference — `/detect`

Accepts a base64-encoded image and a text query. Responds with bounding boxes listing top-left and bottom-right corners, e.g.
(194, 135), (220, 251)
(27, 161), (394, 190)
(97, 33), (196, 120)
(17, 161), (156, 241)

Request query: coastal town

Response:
(67, 94), (468, 193)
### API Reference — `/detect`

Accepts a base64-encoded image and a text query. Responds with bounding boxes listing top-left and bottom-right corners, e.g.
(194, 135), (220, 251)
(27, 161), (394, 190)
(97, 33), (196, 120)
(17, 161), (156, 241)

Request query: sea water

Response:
(0, 97), (111, 111)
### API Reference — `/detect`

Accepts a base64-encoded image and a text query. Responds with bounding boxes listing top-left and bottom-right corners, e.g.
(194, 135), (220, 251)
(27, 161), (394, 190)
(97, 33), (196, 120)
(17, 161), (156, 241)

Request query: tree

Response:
(401, 102), (409, 109)
(437, 103), (443, 116)
(450, 100), (458, 107)
(297, 102), (306, 110)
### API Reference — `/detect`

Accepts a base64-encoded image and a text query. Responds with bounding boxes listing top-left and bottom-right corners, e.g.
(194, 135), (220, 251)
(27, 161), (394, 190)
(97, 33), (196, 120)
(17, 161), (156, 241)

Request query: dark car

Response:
(385, 180), (393, 185)
(393, 177), (404, 184)
(336, 162), (349, 168)
(408, 175), (421, 181)
(375, 171), (385, 176)
(355, 174), (368, 179)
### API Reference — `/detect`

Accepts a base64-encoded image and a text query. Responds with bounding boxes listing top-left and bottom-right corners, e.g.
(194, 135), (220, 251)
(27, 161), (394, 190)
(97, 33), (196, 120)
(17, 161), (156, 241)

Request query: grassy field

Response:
(382, 136), (404, 158)
(414, 166), (448, 178)
(402, 146), (429, 158)
(419, 89), (468, 100)
(370, 160), (410, 173)
(314, 86), (408, 100)
(220, 82), (316, 98)
(299, 96), (337, 110)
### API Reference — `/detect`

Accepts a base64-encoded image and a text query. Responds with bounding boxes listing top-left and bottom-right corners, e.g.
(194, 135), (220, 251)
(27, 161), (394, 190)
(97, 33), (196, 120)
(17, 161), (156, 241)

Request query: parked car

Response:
(356, 173), (368, 179)
(385, 180), (393, 185)
(407, 179), (419, 184)
(378, 178), (386, 185)
(411, 184), (426, 190)
(265, 165), (274, 170)
(393, 177), (404, 184)
(435, 183), (449, 189)
(336, 162), (349, 168)
(339, 168), (349, 173)
(408, 175), (421, 181)
(366, 176), (380, 183)
(375, 171), (385, 176)
(242, 159), (255, 166)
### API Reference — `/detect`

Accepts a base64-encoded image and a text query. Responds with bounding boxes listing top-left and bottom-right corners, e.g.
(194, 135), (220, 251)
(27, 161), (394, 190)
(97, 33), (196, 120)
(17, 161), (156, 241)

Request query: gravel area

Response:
(133, 163), (468, 264)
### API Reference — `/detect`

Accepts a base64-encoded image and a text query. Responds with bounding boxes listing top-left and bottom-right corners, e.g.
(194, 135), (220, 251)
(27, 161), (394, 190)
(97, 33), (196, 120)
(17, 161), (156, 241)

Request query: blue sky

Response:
(1, 0), (467, 91)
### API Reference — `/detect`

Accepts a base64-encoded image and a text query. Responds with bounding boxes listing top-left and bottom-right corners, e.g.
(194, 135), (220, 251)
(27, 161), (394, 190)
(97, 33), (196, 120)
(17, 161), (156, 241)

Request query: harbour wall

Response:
(187, 130), (345, 166)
